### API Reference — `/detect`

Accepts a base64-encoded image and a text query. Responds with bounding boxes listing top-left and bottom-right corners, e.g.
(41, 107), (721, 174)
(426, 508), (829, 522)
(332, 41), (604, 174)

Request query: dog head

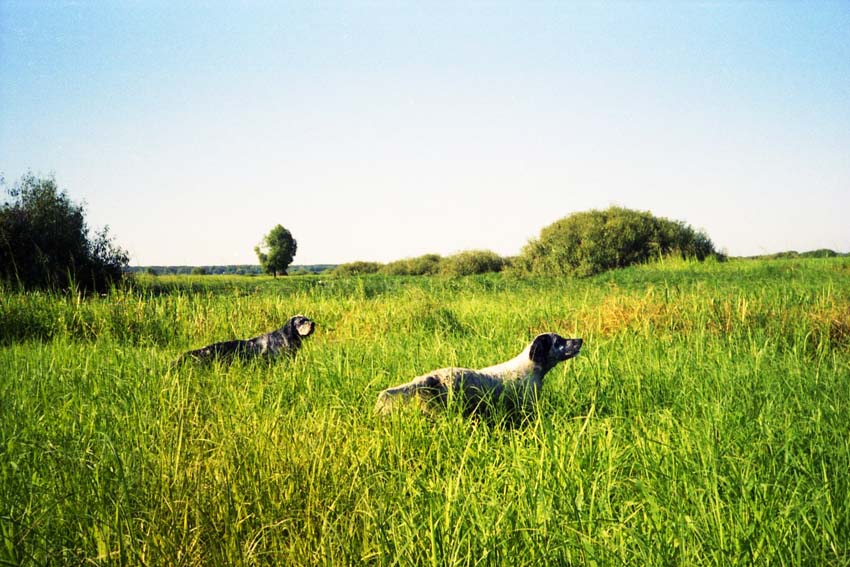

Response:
(284, 315), (315, 342)
(529, 333), (582, 371)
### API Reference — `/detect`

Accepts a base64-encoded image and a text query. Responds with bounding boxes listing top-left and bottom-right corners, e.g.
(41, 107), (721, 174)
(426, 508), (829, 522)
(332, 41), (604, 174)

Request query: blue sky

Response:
(2, 1), (848, 265)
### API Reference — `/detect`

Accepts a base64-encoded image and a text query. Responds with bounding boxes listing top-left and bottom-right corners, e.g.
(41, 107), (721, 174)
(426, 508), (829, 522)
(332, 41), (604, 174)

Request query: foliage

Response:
(514, 206), (718, 277)
(0, 172), (129, 292)
(754, 249), (847, 260)
(380, 253), (443, 275)
(330, 260), (383, 276)
(129, 264), (334, 276)
(131, 264), (262, 276)
(439, 249), (506, 276)
(798, 248), (844, 258)
(1, 257), (849, 565)
(255, 224), (297, 277)
(333, 251), (508, 277)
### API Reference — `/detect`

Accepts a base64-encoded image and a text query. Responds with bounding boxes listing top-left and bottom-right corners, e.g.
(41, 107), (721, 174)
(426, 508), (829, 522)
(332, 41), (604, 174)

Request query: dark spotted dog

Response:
(375, 333), (582, 417)
(176, 315), (315, 365)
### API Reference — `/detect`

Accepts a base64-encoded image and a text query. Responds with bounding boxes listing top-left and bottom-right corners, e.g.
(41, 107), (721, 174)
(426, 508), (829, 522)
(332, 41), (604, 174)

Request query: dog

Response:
(176, 314), (315, 365)
(375, 333), (582, 418)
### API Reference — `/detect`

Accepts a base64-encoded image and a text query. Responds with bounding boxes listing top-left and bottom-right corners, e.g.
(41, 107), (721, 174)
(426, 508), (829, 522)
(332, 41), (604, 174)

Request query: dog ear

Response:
(282, 317), (298, 341)
(529, 334), (553, 364)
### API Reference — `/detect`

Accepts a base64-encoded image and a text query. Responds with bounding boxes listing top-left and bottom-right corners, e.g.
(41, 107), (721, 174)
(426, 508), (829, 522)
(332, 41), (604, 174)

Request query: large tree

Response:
(255, 224), (297, 277)
(0, 172), (129, 292)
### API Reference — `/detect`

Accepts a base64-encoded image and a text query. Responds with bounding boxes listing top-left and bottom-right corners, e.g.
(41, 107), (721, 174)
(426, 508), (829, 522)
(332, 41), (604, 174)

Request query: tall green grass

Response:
(1, 258), (849, 565)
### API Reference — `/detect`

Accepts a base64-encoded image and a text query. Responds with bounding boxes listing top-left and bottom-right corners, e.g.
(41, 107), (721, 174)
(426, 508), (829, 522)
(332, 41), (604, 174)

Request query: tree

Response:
(0, 172), (129, 292)
(514, 206), (717, 277)
(255, 224), (297, 277)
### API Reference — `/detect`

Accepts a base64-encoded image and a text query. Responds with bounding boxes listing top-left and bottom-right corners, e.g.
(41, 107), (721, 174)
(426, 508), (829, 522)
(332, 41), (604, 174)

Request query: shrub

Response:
(799, 249), (842, 259)
(330, 261), (383, 276)
(380, 254), (443, 276)
(439, 250), (506, 277)
(0, 173), (129, 292)
(514, 206), (717, 277)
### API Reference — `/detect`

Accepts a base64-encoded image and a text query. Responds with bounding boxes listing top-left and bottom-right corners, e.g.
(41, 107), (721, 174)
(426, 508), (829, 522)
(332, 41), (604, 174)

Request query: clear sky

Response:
(2, 1), (849, 266)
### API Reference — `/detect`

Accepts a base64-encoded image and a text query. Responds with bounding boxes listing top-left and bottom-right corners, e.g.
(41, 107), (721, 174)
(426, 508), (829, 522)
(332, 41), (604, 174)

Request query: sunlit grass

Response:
(1, 257), (849, 565)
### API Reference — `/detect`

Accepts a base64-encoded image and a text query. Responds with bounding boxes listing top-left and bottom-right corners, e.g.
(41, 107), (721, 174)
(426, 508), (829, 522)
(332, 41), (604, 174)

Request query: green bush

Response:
(330, 261), (383, 276)
(514, 206), (717, 277)
(764, 249), (844, 260)
(439, 250), (506, 276)
(380, 254), (443, 276)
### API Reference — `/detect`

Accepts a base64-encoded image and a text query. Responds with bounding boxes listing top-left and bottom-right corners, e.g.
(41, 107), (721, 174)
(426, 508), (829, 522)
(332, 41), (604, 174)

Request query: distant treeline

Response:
(330, 248), (849, 277)
(125, 209), (848, 280)
(330, 251), (507, 277)
(336, 207), (721, 278)
(130, 250), (848, 279)
(746, 249), (848, 260)
(128, 265), (335, 276)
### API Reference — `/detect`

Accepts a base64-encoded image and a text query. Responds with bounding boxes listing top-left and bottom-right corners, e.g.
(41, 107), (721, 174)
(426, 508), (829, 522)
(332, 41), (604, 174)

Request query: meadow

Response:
(1, 257), (849, 566)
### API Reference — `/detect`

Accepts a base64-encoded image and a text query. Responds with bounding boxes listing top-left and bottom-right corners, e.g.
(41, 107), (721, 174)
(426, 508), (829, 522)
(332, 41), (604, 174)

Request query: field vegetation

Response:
(2, 257), (850, 565)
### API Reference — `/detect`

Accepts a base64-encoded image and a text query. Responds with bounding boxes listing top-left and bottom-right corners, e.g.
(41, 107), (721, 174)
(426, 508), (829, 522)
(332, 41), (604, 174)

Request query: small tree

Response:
(255, 224), (297, 277)
(0, 172), (129, 292)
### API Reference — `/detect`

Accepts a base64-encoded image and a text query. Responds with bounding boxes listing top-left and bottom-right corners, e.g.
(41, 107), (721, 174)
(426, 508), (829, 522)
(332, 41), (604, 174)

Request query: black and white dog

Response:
(176, 315), (315, 365)
(375, 333), (582, 417)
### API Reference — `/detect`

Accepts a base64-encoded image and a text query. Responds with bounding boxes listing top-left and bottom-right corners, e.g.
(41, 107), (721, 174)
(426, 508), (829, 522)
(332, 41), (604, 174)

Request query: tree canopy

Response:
(0, 173), (129, 292)
(255, 224), (297, 277)
(515, 206), (717, 277)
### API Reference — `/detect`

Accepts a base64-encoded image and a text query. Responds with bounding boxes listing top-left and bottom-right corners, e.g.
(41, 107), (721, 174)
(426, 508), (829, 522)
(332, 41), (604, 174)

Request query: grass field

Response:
(2, 257), (849, 566)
